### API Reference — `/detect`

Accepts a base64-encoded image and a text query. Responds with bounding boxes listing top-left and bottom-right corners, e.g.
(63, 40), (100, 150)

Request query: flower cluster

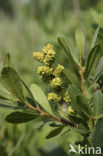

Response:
(33, 44), (71, 104)
(33, 44), (55, 66)
(48, 92), (61, 102)
(50, 77), (62, 88)
(63, 91), (71, 103)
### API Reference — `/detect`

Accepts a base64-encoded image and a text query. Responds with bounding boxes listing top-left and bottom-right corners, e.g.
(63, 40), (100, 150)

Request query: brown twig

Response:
(26, 104), (75, 127)
(80, 65), (86, 96)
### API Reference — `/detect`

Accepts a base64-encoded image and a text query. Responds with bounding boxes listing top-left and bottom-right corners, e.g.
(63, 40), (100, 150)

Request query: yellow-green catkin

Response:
(63, 91), (71, 103)
(48, 92), (61, 102)
(38, 66), (53, 75)
(53, 64), (64, 76)
(50, 77), (62, 88)
(43, 44), (55, 65)
(32, 52), (44, 62)
(67, 106), (74, 114)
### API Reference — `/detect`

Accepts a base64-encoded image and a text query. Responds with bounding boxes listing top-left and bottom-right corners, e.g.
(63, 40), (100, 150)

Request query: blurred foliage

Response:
(0, 0), (103, 155)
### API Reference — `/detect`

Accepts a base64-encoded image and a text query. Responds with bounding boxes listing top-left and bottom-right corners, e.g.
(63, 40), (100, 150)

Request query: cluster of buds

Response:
(33, 44), (71, 104)
(48, 92), (61, 102)
(33, 44), (55, 66)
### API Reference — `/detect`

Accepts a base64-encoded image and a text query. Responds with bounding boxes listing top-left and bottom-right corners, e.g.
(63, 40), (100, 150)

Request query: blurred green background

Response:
(0, 0), (103, 155)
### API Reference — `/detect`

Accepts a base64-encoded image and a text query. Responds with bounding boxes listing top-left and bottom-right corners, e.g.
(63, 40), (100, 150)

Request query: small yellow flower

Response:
(43, 44), (53, 54)
(38, 66), (53, 76)
(48, 92), (61, 102)
(53, 64), (64, 76)
(63, 91), (71, 103)
(43, 49), (55, 65)
(50, 77), (62, 88)
(67, 106), (74, 114)
(32, 52), (44, 62)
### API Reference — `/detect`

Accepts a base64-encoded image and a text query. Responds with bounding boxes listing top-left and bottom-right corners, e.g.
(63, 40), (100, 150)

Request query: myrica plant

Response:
(0, 27), (103, 154)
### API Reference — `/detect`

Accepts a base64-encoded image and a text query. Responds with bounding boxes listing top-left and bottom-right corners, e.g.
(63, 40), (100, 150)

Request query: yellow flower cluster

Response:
(63, 91), (71, 103)
(50, 77), (62, 88)
(32, 52), (44, 62)
(33, 44), (71, 104)
(38, 66), (53, 75)
(37, 66), (53, 81)
(67, 106), (74, 114)
(53, 64), (64, 77)
(48, 92), (61, 102)
(33, 44), (55, 66)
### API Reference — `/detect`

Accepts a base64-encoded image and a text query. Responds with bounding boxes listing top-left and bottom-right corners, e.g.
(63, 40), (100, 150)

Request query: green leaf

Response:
(75, 29), (85, 60)
(90, 26), (100, 50)
(30, 84), (53, 115)
(46, 126), (64, 139)
(21, 79), (34, 100)
(3, 53), (10, 67)
(91, 9), (103, 27)
(21, 79), (36, 107)
(0, 104), (17, 109)
(68, 85), (90, 121)
(1, 67), (24, 101)
(0, 95), (10, 100)
(76, 95), (91, 121)
(93, 90), (103, 116)
(93, 56), (103, 82)
(58, 36), (79, 76)
(84, 44), (100, 79)
(5, 112), (38, 123)
(63, 68), (81, 88)
(92, 118), (103, 148)
(68, 84), (81, 106)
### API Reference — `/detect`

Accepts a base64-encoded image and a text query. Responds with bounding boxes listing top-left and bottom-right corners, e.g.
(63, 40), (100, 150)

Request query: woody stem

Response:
(26, 104), (75, 127)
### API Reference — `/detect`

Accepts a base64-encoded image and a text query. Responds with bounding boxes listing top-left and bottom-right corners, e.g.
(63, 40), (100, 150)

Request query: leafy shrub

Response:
(0, 27), (103, 155)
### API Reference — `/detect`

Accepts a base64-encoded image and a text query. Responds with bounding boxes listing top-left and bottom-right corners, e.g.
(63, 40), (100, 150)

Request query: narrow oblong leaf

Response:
(1, 67), (24, 101)
(63, 68), (81, 88)
(90, 26), (100, 50)
(58, 36), (79, 76)
(75, 29), (85, 60)
(30, 84), (53, 115)
(93, 56), (103, 82)
(46, 126), (64, 139)
(0, 95), (10, 100)
(68, 85), (90, 121)
(84, 44), (100, 79)
(91, 9), (103, 27)
(93, 90), (103, 116)
(76, 95), (91, 121)
(5, 112), (38, 123)
(68, 84), (81, 105)
(92, 118), (103, 148)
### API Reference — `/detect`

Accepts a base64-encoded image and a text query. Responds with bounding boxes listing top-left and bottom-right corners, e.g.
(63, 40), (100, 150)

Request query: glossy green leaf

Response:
(75, 29), (85, 60)
(1, 67), (24, 101)
(30, 84), (53, 115)
(76, 95), (91, 121)
(46, 126), (64, 139)
(21, 79), (36, 107)
(91, 9), (103, 27)
(0, 95), (10, 100)
(3, 53), (10, 67)
(63, 68), (81, 88)
(93, 56), (103, 82)
(68, 85), (90, 121)
(5, 112), (38, 123)
(90, 26), (100, 50)
(68, 84), (81, 106)
(58, 36), (79, 76)
(92, 118), (103, 148)
(93, 90), (103, 116)
(84, 44), (100, 79)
